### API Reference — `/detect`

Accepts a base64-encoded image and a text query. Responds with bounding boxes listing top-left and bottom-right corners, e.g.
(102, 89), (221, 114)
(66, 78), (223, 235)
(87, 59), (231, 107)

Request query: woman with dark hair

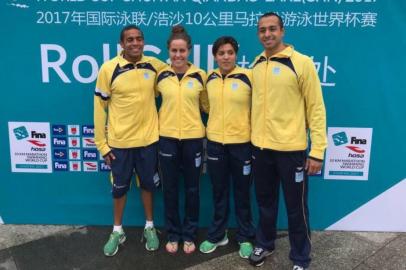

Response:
(199, 36), (255, 259)
(156, 25), (209, 254)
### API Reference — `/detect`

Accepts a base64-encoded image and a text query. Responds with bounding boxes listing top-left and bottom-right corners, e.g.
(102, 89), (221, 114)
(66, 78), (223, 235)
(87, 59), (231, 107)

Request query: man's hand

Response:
(104, 151), (116, 166)
(305, 158), (323, 175)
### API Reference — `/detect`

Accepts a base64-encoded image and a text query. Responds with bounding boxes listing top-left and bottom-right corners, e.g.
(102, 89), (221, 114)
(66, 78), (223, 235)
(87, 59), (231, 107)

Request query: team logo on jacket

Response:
(187, 80), (193, 89)
(144, 72), (150, 79)
(231, 82), (239, 91)
(118, 67), (130, 73)
(273, 66), (281, 75)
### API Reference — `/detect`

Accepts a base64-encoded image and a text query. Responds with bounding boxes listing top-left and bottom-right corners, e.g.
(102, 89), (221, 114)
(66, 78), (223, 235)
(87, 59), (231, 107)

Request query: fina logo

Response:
(346, 136), (366, 154)
(100, 162), (111, 171)
(332, 131), (366, 158)
(19, 129), (48, 151)
(82, 125), (94, 137)
(54, 161), (68, 171)
(82, 149), (98, 160)
(53, 137), (67, 147)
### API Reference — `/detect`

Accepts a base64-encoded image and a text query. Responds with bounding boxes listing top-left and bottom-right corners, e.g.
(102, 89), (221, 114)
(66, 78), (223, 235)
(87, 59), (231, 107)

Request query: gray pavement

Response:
(0, 225), (405, 270)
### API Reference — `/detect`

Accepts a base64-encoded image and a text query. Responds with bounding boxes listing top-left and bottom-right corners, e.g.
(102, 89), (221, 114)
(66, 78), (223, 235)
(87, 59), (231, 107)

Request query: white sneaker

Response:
(293, 265), (308, 270)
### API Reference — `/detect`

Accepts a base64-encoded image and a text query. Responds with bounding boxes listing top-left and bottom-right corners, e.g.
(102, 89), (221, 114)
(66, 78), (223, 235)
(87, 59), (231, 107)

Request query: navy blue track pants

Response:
(252, 146), (311, 268)
(159, 137), (203, 242)
(206, 140), (255, 243)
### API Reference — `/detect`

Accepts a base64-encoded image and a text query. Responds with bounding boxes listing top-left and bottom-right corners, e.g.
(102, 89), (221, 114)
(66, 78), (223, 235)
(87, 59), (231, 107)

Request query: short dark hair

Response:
(120, 25), (144, 42)
(212, 36), (239, 56)
(167, 25), (192, 50)
(258, 12), (284, 29)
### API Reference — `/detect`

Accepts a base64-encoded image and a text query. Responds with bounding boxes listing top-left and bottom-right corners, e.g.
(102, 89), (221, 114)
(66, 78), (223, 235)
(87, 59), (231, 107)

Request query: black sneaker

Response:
(248, 247), (274, 267)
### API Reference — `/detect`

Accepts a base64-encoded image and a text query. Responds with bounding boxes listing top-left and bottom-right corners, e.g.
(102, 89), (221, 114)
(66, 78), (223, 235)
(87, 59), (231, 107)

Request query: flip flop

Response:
(183, 241), (196, 254)
(165, 241), (178, 254)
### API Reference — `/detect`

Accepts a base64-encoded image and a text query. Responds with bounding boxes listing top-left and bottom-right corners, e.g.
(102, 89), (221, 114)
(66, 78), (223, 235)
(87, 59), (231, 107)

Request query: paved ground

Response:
(0, 225), (405, 270)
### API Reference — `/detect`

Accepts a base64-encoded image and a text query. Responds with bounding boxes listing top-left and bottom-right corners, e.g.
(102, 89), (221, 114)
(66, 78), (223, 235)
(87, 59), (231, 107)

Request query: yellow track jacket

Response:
(94, 53), (165, 156)
(206, 66), (252, 144)
(156, 64), (209, 139)
(251, 46), (327, 160)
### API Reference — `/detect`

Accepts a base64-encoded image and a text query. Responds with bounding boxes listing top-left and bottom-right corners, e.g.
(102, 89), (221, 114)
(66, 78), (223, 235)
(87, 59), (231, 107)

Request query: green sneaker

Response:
(143, 227), (159, 251)
(199, 235), (229, 254)
(103, 231), (126, 256)
(239, 242), (253, 259)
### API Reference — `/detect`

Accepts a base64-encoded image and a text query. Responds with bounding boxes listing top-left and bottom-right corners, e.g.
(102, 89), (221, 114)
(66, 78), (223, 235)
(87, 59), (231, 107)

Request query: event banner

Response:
(8, 122), (52, 173)
(1, 0), (405, 231)
(324, 127), (373, 181)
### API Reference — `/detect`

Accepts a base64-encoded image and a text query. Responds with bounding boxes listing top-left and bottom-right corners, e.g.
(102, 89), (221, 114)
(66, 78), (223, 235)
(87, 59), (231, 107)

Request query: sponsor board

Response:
(68, 125), (80, 136)
(324, 127), (373, 180)
(82, 137), (96, 148)
(69, 161), (81, 172)
(83, 161), (98, 172)
(8, 122), (52, 173)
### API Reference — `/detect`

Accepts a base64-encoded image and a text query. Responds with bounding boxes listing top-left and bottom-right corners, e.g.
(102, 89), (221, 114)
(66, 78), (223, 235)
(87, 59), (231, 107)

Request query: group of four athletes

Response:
(94, 11), (327, 270)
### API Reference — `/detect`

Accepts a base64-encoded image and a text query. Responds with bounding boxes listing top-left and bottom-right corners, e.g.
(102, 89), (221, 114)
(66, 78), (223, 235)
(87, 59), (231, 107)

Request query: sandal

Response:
(183, 241), (196, 254)
(165, 241), (178, 254)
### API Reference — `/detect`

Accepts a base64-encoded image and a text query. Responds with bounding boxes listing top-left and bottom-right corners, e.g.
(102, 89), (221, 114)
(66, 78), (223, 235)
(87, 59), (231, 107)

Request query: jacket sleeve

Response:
(94, 64), (112, 157)
(300, 57), (327, 160)
(246, 68), (253, 95)
(199, 71), (210, 113)
(154, 71), (161, 98)
(153, 58), (167, 97)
